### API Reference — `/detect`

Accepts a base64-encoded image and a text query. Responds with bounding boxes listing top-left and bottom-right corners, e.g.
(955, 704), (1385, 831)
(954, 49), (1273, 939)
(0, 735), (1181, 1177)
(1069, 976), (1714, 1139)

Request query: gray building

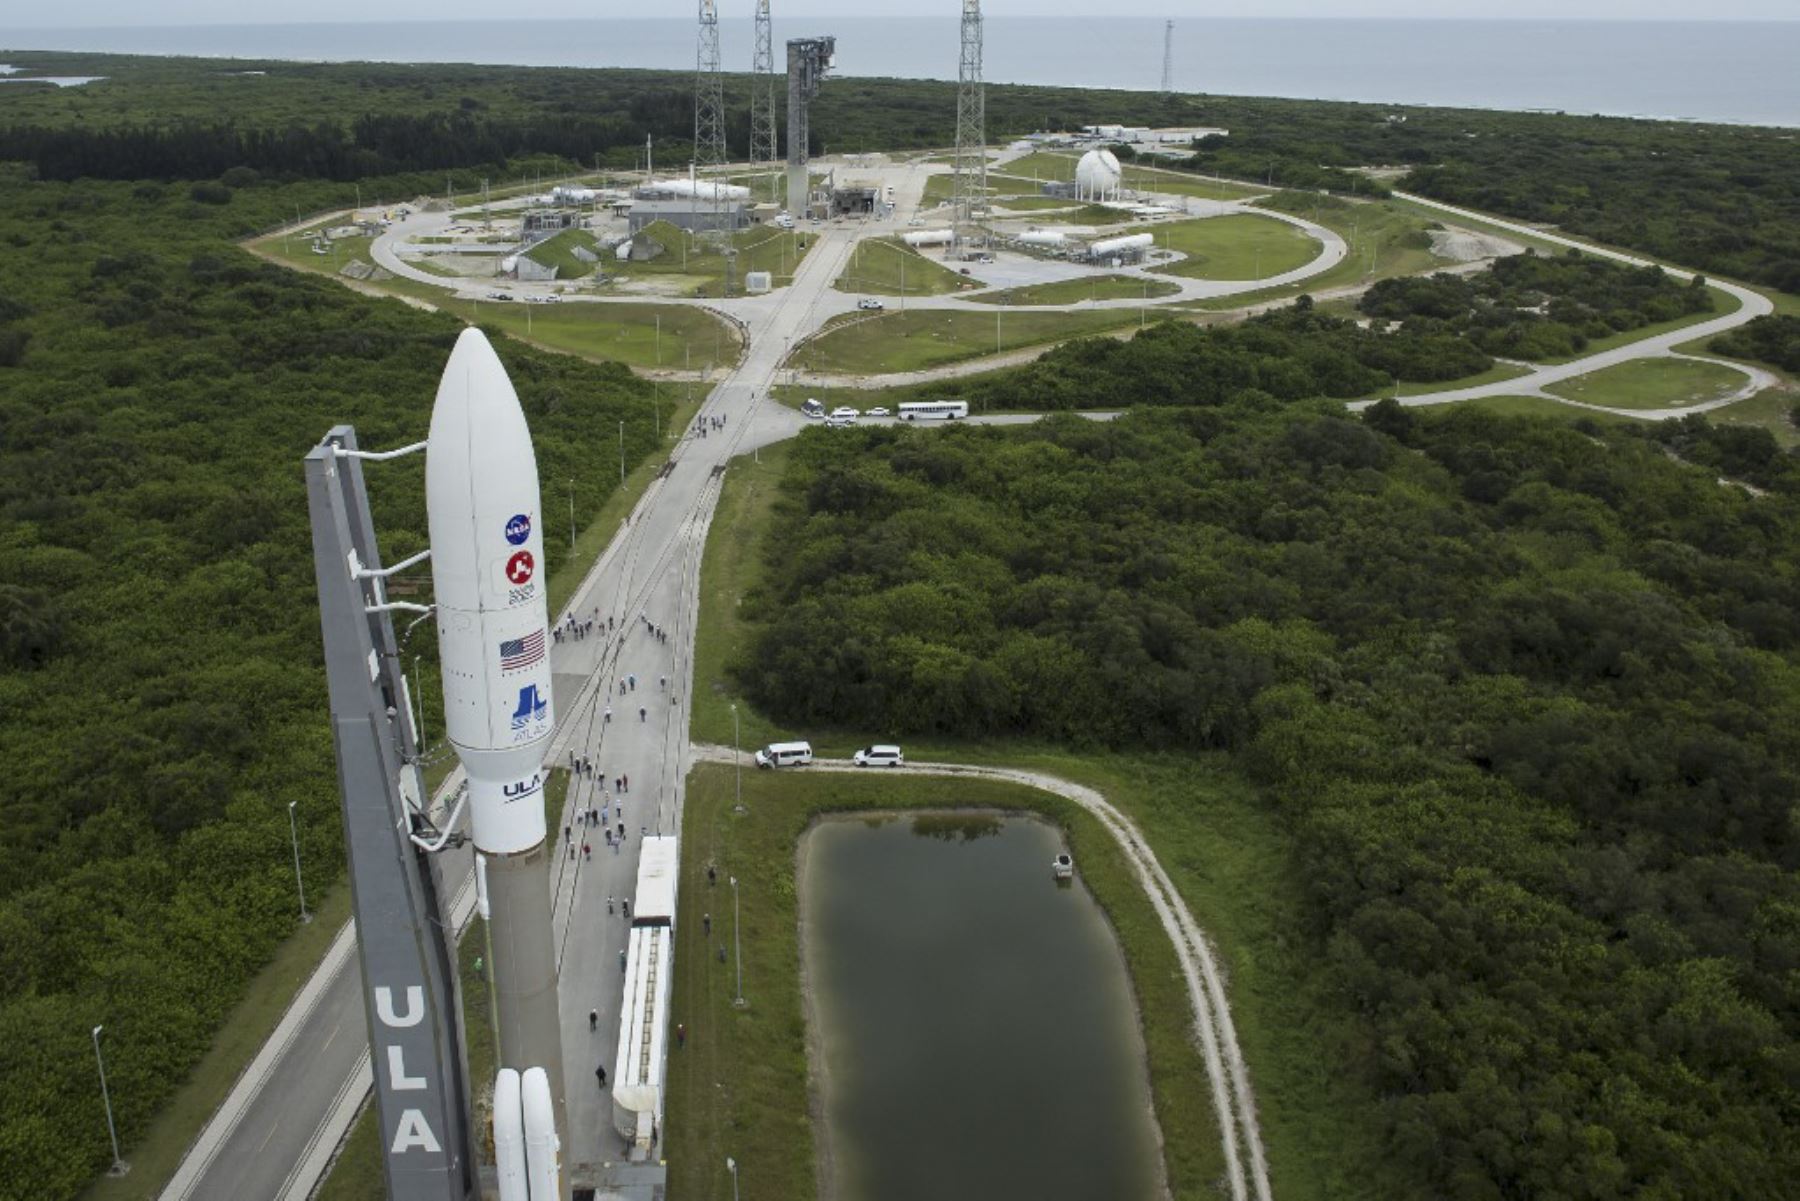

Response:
(627, 198), (748, 235)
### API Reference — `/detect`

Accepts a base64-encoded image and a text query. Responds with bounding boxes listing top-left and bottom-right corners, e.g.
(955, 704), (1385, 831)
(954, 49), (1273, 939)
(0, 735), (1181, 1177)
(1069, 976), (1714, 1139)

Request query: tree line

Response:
(733, 398), (1800, 1198)
(1359, 248), (1714, 360)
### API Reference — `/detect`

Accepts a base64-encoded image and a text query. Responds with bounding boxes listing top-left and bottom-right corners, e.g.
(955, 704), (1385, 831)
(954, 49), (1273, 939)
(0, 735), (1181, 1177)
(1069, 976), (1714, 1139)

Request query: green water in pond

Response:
(802, 813), (1163, 1201)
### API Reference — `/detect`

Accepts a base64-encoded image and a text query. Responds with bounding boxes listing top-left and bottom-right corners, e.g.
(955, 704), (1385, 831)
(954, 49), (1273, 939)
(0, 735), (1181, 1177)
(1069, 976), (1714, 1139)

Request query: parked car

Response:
(866, 406), (891, 417)
(857, 297), (885, 311)
(486, 291), (512, 301)
(823, 414), (854, 428)
(830, 406), (860, 419)
(755, 741), (813, 768)
(853, 745), (905, 768)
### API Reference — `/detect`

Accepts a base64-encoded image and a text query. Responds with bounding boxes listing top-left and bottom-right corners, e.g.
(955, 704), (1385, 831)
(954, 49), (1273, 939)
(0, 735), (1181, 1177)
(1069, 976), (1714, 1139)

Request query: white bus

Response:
(898, 400), (969, 421)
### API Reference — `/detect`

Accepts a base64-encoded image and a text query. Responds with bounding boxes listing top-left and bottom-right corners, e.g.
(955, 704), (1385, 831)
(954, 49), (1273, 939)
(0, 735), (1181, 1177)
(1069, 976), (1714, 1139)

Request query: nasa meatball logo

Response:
(504, 550), (535, 586)
(504, 513), (531, 546)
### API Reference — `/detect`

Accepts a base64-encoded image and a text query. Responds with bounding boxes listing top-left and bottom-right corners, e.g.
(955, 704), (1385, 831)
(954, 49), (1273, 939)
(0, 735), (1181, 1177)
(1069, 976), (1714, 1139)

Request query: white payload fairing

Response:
(425, 328), (567, 1182)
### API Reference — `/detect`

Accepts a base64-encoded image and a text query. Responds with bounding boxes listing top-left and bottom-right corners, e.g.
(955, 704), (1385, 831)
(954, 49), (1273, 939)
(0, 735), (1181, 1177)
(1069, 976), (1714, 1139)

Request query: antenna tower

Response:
(751, 0), (778, 184)
(695, 0), (728, 171)
(1161, 20), (1174, 94)
(952, 0), (987, 249)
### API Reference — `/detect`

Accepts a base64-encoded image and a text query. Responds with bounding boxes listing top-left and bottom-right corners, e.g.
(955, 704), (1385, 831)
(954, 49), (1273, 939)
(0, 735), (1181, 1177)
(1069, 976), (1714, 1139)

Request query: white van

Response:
(754, 741), (814, 768)
(853, 745), (904, 768)
(801, 398), (825, 419)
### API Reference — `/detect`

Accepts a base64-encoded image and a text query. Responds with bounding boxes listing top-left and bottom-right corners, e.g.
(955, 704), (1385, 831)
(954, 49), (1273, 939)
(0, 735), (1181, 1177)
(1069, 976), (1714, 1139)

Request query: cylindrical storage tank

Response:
(902, 228), (954, 248)
(493, 1069), (527, 1201)
(616, 239), (634, 261)
(521, 1066), (560, 1201)
(1016, 230), (1067, 248)
(1089, 232), (1155, 259)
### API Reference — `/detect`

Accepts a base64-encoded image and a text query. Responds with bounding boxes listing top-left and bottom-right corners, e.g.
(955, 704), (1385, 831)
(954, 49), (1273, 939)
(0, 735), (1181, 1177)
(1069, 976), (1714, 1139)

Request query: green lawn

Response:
(966, 273), (1181, 307)
(1448, 394), (1644, 424)
(1150, 213), (1320, 282)
(524, 227), (601, 279)
(257, 223), (377, 276)
(987, 195), (1074, 212)
(1545, 357), (1751, 410)
(679, 449), (1405, 1201)
(1185, 197), (1446, 311)
(919, 172), (994, 207)
(832, 237), (971, 298)
(432, 298), (740, 374)
(613, 221), (811, 297)
(793, 307), (1137, 376)
(1700, 388), (1800, 448)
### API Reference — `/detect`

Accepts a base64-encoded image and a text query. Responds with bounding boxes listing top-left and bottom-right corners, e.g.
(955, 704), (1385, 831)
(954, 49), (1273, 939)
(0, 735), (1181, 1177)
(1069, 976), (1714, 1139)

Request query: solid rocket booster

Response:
(425, 327), (567, 1169)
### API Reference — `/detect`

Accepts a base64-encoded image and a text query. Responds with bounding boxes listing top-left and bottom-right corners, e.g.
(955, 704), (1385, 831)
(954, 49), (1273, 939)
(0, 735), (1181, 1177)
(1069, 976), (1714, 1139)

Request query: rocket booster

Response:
(426, 328), (555, 855)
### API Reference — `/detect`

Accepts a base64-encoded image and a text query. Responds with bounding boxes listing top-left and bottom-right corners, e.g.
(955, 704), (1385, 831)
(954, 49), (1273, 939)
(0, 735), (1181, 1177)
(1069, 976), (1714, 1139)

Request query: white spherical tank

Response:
(1076, 149), (1123, 198)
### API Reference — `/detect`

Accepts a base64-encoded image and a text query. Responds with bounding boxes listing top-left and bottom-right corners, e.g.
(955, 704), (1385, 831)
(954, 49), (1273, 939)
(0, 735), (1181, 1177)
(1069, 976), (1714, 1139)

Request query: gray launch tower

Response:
(786, 36), (835, 217)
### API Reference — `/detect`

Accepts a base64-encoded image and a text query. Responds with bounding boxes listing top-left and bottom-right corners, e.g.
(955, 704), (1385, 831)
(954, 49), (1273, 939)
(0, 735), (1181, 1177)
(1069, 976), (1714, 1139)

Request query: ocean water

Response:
(2, 18), (1796, 127)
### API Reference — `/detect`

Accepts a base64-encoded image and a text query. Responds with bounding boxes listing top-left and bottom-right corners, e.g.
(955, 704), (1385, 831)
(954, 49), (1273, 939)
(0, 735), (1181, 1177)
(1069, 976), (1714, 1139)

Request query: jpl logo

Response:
(510, 685), (548, 732)
(504, 513), (531, 546)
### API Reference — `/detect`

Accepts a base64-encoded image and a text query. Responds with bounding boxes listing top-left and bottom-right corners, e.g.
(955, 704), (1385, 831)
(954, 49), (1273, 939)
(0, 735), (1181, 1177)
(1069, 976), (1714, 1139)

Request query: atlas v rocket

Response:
(425, 329), (565, 1194)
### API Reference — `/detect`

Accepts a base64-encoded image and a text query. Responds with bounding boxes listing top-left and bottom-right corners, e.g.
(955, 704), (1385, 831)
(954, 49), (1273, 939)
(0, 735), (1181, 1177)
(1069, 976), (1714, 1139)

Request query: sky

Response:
(5, 1), (1796, 26)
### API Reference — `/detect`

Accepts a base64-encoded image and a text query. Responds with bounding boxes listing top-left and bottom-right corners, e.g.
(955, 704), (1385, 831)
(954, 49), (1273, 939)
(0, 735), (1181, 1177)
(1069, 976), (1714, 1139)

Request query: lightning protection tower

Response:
(750, 0), (778, 193)
(1161, 19), (1174, 95)
(695, 0), (728, 172)
(952, 0), (988, 251)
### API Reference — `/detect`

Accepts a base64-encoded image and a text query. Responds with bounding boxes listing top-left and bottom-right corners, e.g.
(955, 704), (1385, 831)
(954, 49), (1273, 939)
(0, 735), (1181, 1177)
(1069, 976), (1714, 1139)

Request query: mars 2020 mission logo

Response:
(505, 550), (535, 586)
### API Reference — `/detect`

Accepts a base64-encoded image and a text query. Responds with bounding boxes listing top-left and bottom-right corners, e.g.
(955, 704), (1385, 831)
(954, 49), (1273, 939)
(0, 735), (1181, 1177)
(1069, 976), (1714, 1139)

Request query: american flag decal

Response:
(499, 630), (545, 672)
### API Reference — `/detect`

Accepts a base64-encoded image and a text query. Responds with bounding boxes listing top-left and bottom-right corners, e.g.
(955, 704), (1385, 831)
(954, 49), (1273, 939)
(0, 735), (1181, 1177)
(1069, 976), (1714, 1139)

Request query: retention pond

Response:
(801, 812), (1164, 1201)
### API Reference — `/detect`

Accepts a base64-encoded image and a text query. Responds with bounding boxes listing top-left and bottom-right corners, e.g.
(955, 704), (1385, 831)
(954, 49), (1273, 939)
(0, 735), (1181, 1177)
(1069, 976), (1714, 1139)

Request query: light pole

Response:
(618, 421), (625, 487)
(568, 478), (576, 554)
(287, 801), (310, 923)
(729, 876), (744, 1007)
(92, 1025), (128, 1177)
(732, 703), (741, 810)
(726, 1156), (740, 1201)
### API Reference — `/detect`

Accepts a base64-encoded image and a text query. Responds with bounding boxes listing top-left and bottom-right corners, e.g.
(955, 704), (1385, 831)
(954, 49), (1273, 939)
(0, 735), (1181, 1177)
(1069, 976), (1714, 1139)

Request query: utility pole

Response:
(287, 802), (310, 923)
(732, 703), (741, 811)
(568, 478), (576, 554)
(618, 422), (625, 487)
(92, 1026), (128, 1177)
(730, 876), (745, 1007)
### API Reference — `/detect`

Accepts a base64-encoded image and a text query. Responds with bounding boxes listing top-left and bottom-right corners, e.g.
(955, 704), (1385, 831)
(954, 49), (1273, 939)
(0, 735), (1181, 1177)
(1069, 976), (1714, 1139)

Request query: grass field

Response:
(793, 307), (1136, 376)
(677, 447), (1406, 1201)
(615, 221), (811, 297)
(433, 297), (740, 374)
(1183, 198), (1446, 311)
(1150, 213), (1321, 282)
(523, 227), (600, 279)
(1696, 388), (1800, 447)
(832, 237), (971, 298)
(1445, 394), (1644, 423)
(966, 273), (1182, 306)
(1545, 357), (1750, 410)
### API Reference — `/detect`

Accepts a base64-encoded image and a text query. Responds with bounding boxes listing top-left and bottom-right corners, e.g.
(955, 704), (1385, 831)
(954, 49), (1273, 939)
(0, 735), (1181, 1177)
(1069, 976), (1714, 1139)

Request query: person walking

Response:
(604, 704), (612, 724)
(607, 895), (614, 914)
(623, 774), (629, 793)
(583, 841), (591, 861)
(703, 912), (711, 935)
(588, 1008), (598, 1031)
(622, 899), (631, 920)
(639, 706), (646, 722)
(596, 1064), (607, 1088)
(618, 949), (626, 972)
(676, 1023), (686, 1049)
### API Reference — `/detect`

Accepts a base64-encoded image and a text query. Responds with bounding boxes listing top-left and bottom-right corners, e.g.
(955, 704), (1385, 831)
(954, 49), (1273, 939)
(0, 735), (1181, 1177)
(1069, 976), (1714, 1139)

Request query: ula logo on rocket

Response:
(504, 513), (531, 545)
(502, 772), (544, 801)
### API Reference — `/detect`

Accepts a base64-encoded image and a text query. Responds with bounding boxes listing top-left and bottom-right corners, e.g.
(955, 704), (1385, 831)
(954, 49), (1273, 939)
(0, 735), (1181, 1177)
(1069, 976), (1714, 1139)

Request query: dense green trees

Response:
(940, 303), (1490, 412)
(1360, 249), (1714, 360)
(0, 173), (664, 1198)
(1709, 314), (1800, 374)
(734, 401), (1800, 1197)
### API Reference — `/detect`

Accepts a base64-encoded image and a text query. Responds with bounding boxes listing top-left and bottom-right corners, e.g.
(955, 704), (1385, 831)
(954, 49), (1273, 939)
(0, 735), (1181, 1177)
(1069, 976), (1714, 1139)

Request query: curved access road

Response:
(1369, 193), (1778, 416)
(686, 745), (1273, 1201)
